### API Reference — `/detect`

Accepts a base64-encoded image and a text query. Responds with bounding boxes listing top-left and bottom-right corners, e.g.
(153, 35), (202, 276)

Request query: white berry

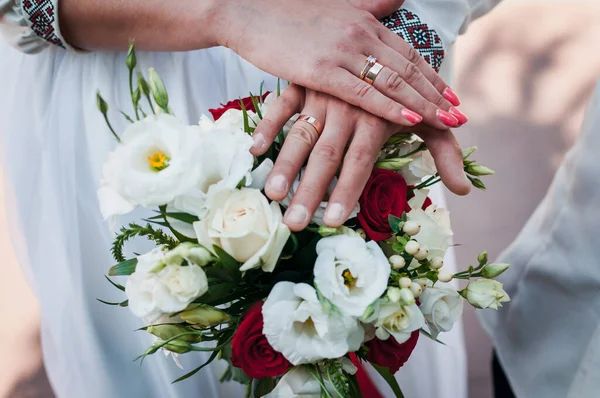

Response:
(390, 255), (406, 269)
(438, 269), (453, 282)
(405, 240), (420, 255)
(356, 228), (367, 240)
(402, 221), (421, 236)
(399, 277), (412, 289)
(414, 246), (429, 261)
(430, 256), (444, 270)
(410, 283), (423, 298)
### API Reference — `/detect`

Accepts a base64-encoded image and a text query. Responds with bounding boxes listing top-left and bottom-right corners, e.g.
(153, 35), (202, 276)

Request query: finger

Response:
(347, 0), (405, 19)
(415, 127), (471, 195)
(264, 104), (326, 202)
(323, 117), (391, 227)
(348, 53), (459, 129)
(315, 67), (421, 127)
(251, 85), (304, 156)
(283, 106), (355, 231)
(378, 26), (463, 107)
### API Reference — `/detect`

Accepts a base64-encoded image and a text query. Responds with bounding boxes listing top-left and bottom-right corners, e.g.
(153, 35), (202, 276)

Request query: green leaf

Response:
(239, 99), (251, 134)
(252, 378), (276, 397)
(467, 175), (487, 190)
(97, 299), (121, 306)
(372, 364), (405, 398)
(420, 328), (446, 345)
(392, 243), (404, 253)
(104, 275), (125, 291)
(196, 282), (236, 305)
(172, 349), (220, 383)
(388, 215), (402, 233)
(212, 245), (241, 277)
(120, 111), (134, 123)
(164, 212), (199, 225)
(109, 258), (138, 276)
(249, 93), (263, 120)
(462, 146), (477, 159)
(276, 79), (281, 97)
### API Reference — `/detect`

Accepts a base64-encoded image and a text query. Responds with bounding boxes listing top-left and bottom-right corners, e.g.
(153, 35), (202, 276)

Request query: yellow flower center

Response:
(342, 269), (358, 288)
(148, 152), (170, 171)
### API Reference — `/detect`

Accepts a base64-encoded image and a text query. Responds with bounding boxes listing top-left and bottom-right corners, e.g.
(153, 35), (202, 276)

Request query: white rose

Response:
(198, 108), (256, 133)
(98, 114), (206, 220)
(464, 279), (511, 310)
(407, 189), (453, 259)
(419, 282), (463, 339)
(193, 188), (290, 272)
(314, 235), (390, 317)
(281, 169), (360, 226)
(364, 300), (425, 344)
(126, 247), (208, 323)
(263, 282), (364, 365)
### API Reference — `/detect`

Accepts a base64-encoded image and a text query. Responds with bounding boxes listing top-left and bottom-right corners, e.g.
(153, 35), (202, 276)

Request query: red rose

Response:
(231, 301), (291, 379)
(209, 92), (270, 121)
(365, 331), (419, 373)
(358, 168), (411, 241)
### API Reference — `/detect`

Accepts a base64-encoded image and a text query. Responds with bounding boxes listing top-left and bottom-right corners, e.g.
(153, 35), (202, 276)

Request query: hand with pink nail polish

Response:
(252, 86), (471, 232)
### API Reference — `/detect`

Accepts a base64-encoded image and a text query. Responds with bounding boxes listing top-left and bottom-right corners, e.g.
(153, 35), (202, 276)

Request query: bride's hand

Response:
(252, 86), (471, 231)
(218, 0), (463, 131)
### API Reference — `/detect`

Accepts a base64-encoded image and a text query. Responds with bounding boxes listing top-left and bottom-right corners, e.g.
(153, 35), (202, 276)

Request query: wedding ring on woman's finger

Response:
(295, 115), (324, 135)
(360, 55), (378, 80)
(364, 62), (384, 85)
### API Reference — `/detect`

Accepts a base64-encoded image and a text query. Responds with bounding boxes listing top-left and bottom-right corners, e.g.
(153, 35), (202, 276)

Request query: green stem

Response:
(413, 173), (439, 191)
(103, 113), (120, 143)
(129, 69), (140, 120)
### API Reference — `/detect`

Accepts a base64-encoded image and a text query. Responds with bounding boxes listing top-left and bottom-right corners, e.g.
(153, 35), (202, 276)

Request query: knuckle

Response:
(290, 123), (319, 148)
(313, 143), (343, 164)
(402, 63), (422, 84)
(353, 81), (374, 100)
(346, 19), (374, 41)
(346, 145), (376, 168)
(433, 94), (449, 109)
(405, 46), (422, 65)
(385, 70), (407, 92)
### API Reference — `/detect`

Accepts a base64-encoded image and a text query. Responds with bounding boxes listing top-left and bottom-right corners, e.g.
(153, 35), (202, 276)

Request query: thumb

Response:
(347, 0), (405, 19)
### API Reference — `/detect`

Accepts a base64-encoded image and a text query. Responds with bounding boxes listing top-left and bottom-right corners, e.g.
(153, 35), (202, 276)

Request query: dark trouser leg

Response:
(492, 351), (516, 398)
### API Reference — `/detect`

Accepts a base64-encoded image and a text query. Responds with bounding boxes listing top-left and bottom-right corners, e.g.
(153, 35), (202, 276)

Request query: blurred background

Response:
(2, 0), (600, 397)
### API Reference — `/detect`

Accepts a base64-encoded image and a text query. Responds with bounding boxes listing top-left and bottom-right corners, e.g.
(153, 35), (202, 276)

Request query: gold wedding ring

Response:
(364, 62), (384, 85)
(360, 55), (378, 80)
(296, 115), (324, 135)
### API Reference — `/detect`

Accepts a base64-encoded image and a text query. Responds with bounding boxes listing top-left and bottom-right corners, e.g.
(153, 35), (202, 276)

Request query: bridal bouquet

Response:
(97, 46), (510, 397)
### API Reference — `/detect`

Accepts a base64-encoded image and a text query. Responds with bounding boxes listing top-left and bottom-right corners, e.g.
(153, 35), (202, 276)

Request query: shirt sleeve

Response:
(0, 0), (75, 54)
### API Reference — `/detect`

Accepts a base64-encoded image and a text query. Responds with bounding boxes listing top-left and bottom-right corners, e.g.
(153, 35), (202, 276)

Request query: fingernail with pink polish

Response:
(436, 109), (459, 127)
(449, 107), (468, 125)
(443, 88), (461, 106)
(252, 133), (265, 149)
(401, 109), (423, 125)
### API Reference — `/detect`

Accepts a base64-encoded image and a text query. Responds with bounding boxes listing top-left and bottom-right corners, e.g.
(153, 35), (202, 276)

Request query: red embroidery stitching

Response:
(381, 10), (445, 72)
(22, 0), (65, 49)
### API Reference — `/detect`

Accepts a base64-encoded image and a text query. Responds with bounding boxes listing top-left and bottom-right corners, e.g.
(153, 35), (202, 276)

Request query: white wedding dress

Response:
(0, 0), (501, 397)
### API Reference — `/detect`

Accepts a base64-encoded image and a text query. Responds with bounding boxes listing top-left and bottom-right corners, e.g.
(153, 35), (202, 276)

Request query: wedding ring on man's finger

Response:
(364, 62), (384, 85)
(295, 115), (324, 135)
(360, 55), (378, 80)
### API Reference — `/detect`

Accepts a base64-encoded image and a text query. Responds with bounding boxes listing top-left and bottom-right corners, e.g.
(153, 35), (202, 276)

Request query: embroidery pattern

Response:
(22, 0), (65, 48)
(381, 10), (445, 72)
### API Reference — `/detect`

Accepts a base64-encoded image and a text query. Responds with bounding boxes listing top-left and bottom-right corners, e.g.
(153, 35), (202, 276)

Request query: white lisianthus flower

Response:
(419, 282), (463, 339)
(281, 169), (360, 226)
(314, 235), (390, 317)
(364, 300), (425, 344)
(172, 128), (255, 217)
(263, 282), (364, 365)
(194, 188), (290, 273)
(406, 189), (453, 260)
(463, 279), (511, 310)
(400, 150), (437, 185)
(126, 247), (208, 323)
(198, 108), (256, 133)
(98, 114), (206, 220)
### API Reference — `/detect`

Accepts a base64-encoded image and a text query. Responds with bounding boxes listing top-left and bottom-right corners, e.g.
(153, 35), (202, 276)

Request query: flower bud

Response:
(470, 176), (487, 190)
(318, 226), (339, 237)
(481, 263), (510, 279)
(438, 269), (453, 283)
(477, 251), (489, 265)
(356, 228), (367, 240)
(414, 246), (429, 261)
(126, 43), (137, 70)
(147, 324), (201, 343)
(137, 72), (150, 97)
(399, 277), (412, 289)
(462, 146), (477, 159)
(148, 68), (169, 111)
(402, 221), (421, 236)
(96, 92), (108, 115)
(162, 339), (191, 354)
(387, 287), (402, 303)
(463, 279), (510, 310)
(390, 255), (406, 269)
(430, 256), (444, 270)
(180, 305), (230, 328)
(465, 165), (495, 176)
(374, 157), (414, 170)
(410, 283), (423, 298)
(405, 240), (420, 256)
(399, 288), (416, 306)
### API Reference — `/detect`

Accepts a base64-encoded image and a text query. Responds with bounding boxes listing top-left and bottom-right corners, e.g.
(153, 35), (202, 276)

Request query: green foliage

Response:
(111, 223), (178, 263)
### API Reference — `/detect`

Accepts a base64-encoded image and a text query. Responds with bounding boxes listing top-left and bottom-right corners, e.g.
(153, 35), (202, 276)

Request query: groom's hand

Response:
(253, 86), (471, 232)
(347, 0), (406, 19)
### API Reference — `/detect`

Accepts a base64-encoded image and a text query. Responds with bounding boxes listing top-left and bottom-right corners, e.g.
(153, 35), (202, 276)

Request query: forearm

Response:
(59, 0), (224, 51)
